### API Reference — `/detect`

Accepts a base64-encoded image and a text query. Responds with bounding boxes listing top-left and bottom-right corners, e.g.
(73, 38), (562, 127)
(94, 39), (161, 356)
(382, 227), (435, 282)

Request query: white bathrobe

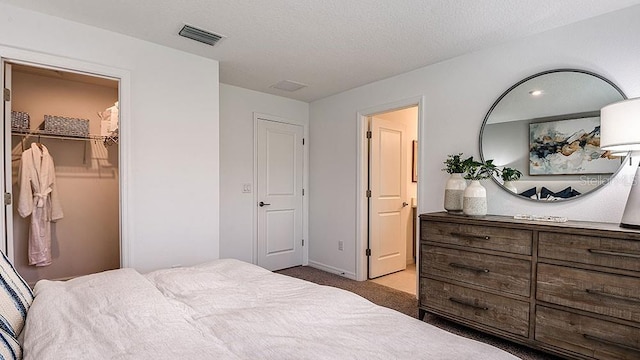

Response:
(18, 143), (63, 267)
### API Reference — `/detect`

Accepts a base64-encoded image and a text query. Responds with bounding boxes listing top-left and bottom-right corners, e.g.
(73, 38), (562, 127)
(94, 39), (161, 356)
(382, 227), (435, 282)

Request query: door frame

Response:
(253, 112), (309, 267)
(0, 45), (132, 267)
(355, 96), (424, 282)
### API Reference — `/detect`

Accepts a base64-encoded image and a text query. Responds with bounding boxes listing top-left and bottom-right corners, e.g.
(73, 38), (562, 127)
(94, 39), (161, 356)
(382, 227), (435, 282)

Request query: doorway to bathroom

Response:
(364, 105), (418, 295)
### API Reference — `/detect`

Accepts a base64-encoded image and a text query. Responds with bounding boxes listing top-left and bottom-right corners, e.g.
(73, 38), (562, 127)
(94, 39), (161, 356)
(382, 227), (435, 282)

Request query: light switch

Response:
(242, 183), (252, 193)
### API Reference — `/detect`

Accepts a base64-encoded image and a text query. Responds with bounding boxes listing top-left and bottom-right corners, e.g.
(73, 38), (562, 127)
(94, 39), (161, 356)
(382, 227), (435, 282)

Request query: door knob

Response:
(259, 201), (271, 207)
(402, 202), (409, 207)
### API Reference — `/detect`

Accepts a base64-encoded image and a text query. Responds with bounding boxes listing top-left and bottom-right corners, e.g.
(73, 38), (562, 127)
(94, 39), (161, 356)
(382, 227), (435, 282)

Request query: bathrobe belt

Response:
(33, 188), (53, 235)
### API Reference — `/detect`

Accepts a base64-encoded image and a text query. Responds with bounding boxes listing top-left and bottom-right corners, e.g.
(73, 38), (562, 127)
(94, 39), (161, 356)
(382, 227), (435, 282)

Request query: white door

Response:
(1, 61), (14, 259)
(369, 116), (407, 278)
(257, 119), (304, 271)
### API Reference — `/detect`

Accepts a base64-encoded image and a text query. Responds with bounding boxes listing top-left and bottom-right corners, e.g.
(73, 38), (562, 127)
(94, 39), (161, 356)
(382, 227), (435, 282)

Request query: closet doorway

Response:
(2, 60), (121, 285)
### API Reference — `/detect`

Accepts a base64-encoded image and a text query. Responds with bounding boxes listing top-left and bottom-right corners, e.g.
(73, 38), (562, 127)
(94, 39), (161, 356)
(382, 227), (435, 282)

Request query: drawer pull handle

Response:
(450, 232), (491, 241)
(449, 262), (490, 273)
(585, 288), (640, 304)
(583, 334), (640, 352)
(448, 297), (489, 310)
(588, 248), (640, 259)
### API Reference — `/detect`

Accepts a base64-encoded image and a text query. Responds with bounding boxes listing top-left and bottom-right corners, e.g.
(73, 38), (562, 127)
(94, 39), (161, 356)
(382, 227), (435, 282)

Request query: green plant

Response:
(443, 153), (473, 174)
(500, 167), (523, 182)
(464, 159), (498, 180)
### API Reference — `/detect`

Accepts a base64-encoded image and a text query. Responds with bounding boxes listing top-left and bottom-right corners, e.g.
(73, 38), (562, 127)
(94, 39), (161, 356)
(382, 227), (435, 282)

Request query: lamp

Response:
(600, 97), (640, 228)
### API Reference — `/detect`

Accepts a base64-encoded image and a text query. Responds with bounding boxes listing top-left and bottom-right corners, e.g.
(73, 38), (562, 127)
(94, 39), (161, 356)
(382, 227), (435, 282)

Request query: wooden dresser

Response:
(419, 212), (640, 360)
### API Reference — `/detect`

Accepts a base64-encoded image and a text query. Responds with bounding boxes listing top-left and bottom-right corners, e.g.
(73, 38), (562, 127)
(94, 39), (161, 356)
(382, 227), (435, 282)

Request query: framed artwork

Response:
(529, 117), (620, 175)
(412, 140), (418, 182)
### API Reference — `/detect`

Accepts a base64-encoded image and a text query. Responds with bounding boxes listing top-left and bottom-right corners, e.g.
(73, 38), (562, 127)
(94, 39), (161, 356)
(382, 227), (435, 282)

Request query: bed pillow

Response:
(539, 186), (581, 200)
(0, 251), (33, 337)
(539, 187), (555, 199)
(518, 187), (537, 199)
(0, 327), (21, 360)
(554, 187), (574, 198)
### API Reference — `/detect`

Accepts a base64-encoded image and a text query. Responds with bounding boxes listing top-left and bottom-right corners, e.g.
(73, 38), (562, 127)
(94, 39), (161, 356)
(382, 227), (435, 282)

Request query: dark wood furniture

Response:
(419, 212), (640, 360)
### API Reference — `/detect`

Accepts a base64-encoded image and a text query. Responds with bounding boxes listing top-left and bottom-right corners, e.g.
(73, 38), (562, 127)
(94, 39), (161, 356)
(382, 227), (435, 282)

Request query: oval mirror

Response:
(480, 69), (626, 201)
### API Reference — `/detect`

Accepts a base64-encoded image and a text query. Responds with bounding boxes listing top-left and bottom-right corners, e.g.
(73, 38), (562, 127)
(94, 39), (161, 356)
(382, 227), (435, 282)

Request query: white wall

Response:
(219, 83), (309, 263)
(309, 6), (640, 276)
(0, 3), (220, 273)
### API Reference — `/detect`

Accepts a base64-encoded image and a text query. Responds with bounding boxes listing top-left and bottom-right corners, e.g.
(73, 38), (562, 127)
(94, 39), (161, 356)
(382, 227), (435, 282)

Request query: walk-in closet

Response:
(4, 62), (120, 285)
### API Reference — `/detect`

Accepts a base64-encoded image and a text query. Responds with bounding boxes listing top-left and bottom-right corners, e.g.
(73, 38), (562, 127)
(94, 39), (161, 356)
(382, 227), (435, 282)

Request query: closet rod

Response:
(11, 131), (105, 142)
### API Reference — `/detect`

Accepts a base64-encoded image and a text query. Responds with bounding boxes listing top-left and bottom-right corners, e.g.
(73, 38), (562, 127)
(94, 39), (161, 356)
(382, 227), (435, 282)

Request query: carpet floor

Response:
(276, 265), (562, 360)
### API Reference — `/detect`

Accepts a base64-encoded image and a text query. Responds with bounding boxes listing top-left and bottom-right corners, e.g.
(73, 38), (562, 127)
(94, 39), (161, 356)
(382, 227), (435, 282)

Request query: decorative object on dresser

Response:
(443, 153), (470, 213)
(479, 69), (627, 201)
(419, 211), (640, 360)
(462, 158), (498, 216)
(600, 97), (640, 229)
(500, 167), (522, 193)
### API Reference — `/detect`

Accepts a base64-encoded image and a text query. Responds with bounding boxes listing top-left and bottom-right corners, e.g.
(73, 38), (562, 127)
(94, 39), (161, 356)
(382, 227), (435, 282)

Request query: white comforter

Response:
(23, 259), (518, 359)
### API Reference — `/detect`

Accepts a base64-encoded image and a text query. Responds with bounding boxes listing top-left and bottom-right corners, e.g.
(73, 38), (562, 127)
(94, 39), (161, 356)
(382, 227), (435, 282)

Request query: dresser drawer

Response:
(421, 245), (531, 296)
(422, 221), (532, 255)
(536, 306), (640, 360)
(420, 278), (529, 337)
(537, 263), (640, 322)
(539, 232), (640, 272)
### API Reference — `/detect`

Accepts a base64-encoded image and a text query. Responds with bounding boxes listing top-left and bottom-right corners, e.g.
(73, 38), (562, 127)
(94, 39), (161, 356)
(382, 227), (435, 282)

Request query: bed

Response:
(2, 258), (519, 359)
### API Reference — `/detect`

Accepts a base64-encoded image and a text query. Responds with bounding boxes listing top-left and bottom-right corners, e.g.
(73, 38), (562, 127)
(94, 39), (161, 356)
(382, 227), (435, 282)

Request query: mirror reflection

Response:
(480, 69), (626, 201)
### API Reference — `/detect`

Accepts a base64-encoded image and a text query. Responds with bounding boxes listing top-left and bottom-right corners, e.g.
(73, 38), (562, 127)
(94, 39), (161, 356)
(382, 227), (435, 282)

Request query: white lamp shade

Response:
(600, 97), (640, 155)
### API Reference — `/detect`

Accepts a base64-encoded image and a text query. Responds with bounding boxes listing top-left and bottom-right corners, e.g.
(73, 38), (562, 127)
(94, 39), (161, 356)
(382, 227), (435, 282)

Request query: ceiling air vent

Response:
(179, 25), (224, 47)
(270, 80), (308, 92)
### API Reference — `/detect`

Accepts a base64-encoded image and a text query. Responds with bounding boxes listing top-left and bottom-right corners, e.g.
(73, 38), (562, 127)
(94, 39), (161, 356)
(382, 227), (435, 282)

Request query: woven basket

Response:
(10, 111), (30, 131)
(42, 115), (89, 137)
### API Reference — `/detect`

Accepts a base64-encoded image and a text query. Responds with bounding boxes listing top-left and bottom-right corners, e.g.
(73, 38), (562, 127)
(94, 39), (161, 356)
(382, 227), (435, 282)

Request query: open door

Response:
(368, 116), (407, 278)
(2, 61), (15, 259)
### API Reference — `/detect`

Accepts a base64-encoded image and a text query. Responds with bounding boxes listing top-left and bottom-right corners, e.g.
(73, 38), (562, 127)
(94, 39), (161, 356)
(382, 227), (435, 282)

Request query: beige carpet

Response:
(276, 265), (561, 360)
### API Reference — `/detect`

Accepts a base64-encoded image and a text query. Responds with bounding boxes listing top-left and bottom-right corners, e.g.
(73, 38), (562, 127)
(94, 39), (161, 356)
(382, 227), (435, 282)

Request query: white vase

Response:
(503, 180), (518, 193)
(444, 173), (467, 213)
(463, 180), (487, 216)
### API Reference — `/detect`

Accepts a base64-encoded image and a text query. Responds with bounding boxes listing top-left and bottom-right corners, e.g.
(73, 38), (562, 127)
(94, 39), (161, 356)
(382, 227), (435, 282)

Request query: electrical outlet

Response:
(242, 183), (252, 193)
(338, 241), (344, 251)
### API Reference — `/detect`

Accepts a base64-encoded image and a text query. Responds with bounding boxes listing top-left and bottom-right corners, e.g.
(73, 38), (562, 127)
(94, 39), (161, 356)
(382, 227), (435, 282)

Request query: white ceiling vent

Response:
(179, 25), (224, 46)
(270, 80), (308, 92)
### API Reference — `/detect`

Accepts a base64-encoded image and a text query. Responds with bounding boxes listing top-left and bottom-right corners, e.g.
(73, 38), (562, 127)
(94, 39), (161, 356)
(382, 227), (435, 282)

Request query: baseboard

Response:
(308, 260), (357, 280)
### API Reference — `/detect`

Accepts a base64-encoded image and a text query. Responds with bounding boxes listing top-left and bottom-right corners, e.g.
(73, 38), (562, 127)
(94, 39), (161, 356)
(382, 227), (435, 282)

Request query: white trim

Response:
(1, 61), (12, 259)
(0, 45), (132, 268)
(308, 260), (357, 280)
(253, 112), (309, 267)
(355, 96), (425, 282)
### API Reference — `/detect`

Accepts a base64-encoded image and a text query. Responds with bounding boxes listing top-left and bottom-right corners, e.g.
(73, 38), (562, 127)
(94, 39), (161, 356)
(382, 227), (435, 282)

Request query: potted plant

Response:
(443, 153), (469, 174)
(463, 159), (498, 181)
(442, 154), (473, 213)
(462, 159), (498, 216)
(500, 167), (523, 193)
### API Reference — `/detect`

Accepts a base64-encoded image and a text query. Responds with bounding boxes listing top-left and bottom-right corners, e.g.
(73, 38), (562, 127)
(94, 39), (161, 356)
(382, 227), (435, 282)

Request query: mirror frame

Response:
(479, 68), (628, 202)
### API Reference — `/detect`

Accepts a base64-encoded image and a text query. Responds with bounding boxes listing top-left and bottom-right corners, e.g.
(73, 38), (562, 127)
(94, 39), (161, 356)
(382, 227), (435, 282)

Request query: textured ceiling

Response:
(2, 0), (640, 102)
